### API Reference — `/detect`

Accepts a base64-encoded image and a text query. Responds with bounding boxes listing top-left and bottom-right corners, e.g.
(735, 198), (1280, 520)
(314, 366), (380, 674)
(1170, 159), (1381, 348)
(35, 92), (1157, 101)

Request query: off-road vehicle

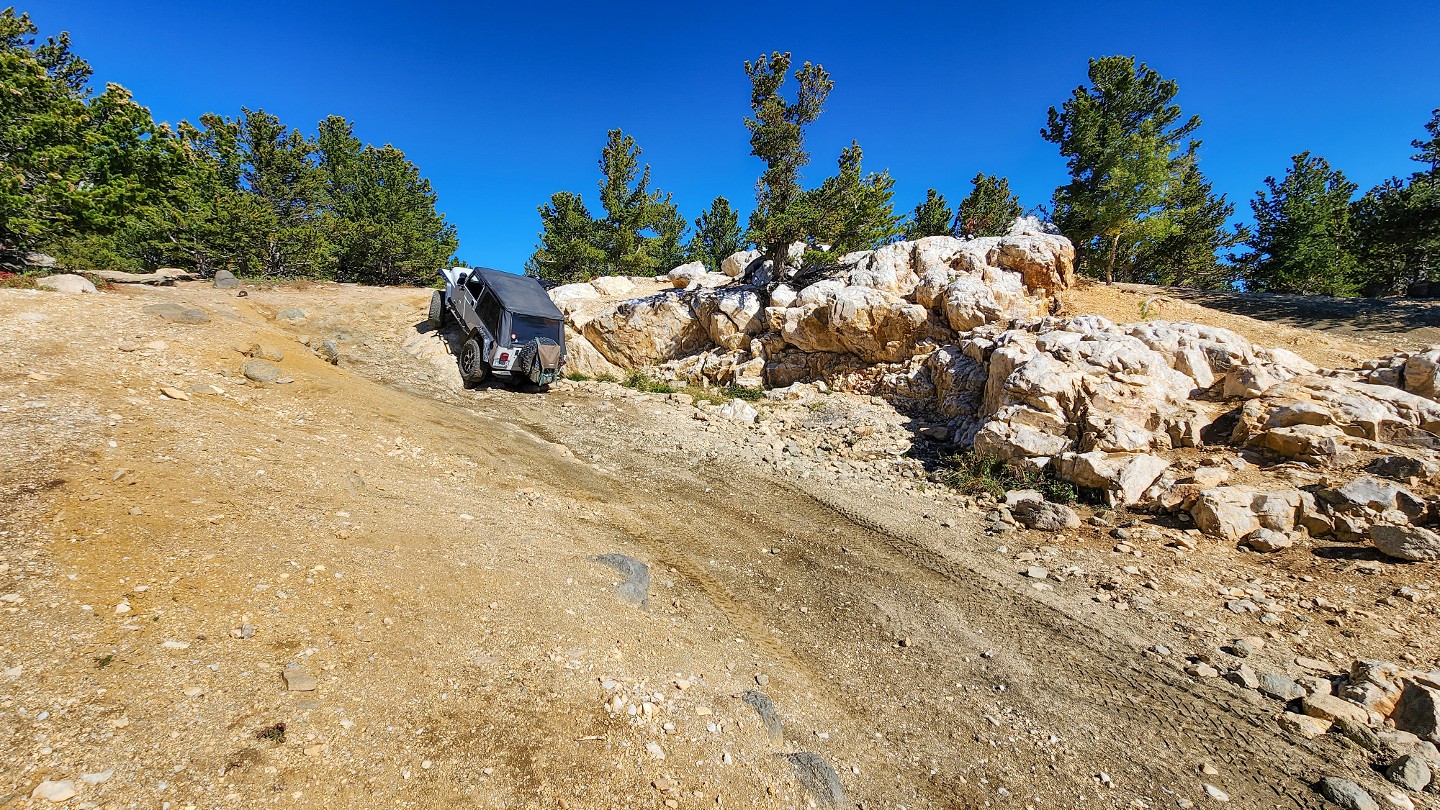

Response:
(429, 267), (566, 388)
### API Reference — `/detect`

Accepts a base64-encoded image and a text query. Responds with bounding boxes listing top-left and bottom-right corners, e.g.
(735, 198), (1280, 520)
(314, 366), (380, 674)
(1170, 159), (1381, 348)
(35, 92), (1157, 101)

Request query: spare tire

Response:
(515, 337), (560, 385)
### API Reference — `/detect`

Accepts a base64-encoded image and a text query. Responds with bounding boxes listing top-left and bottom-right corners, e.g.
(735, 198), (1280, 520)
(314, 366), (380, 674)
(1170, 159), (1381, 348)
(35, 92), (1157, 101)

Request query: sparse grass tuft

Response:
(622, 369), (678, 395)
(937, 450), (1077, 504)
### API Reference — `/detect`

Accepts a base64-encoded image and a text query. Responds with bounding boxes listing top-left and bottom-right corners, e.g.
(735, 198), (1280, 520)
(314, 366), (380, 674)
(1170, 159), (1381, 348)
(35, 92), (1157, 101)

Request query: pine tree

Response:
(902, 189), (953, 240)
(807, 141), (900, 260)
(315, 116), (457, 285)
(525, 191), (605, 285)
(1041, 56), (1202, 283)
(954, 174), (1023, 239)
(648, 198), (689, 273)
(0, 9), (91, 250)
(1352, 109), (1440, 295)
(1133, 155), (1242, 287)
(597, 129), (663, 275)
(1242, 152), (1358, 295)
(689, 196), (745, 271)
(743, 51), (832, 277)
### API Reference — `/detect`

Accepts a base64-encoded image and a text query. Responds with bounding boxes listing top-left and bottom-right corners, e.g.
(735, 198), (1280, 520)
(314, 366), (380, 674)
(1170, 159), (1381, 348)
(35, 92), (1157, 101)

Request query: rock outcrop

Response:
(548, 218), (1440, 558)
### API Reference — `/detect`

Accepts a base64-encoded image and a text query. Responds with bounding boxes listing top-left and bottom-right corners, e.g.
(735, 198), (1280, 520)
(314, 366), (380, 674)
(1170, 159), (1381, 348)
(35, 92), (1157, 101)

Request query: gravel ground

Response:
(1, 280), (1436, 809)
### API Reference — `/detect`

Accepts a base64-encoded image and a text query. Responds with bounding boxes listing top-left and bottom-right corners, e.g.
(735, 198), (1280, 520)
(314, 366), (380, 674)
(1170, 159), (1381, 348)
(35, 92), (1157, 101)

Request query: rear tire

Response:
(460, 336), (489, 387)
(427, 290), (445, 329)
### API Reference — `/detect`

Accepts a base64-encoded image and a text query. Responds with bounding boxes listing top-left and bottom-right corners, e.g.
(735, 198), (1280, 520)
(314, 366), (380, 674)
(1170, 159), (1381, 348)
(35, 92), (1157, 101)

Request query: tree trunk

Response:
(1105, 233), (1120, 284)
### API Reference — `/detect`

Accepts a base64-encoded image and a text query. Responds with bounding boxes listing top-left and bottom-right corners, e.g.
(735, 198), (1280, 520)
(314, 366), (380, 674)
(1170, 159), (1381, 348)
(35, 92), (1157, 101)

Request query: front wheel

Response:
(427, 290), (446, 329)
(459, 337), (489, 387)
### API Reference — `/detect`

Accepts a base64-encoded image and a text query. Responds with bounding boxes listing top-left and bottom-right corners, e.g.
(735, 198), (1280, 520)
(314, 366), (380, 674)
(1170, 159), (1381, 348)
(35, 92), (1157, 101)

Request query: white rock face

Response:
(721, 250), (762, 279)
(563, 328), (623, 379)
(582, 293), (711, 368)
(692, 288), (765, 350)
(36, 274), (97, 294)
(549, 282), (600, 316)
(591, 276), (636, 297)
(776, 284), (930, 364)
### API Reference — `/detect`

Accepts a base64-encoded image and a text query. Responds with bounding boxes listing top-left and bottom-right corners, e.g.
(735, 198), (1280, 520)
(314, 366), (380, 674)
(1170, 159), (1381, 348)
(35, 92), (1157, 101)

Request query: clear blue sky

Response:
(46, 0), (1440, 271)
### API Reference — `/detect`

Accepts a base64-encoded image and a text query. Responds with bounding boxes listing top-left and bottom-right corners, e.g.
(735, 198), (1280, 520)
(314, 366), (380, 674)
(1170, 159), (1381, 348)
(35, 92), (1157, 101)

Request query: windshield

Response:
(509, 314), (562, 345)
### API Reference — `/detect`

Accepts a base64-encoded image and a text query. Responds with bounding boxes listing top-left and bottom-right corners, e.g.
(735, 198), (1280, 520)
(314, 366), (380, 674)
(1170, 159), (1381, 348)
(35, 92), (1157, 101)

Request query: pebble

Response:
(754, 674), (769, 687)
(283, 669), (318, 692)
(1202, 783), (1229, 802)
(645, 742), (666, 760)
(31, 781), (77, 802)
(1024, 565), (1049, 580)
(79, 770), (113, 785)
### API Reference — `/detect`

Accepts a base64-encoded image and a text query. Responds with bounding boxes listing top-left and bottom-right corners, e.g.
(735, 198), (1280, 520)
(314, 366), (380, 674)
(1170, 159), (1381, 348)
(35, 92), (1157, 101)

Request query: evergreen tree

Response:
(0, 9), (91, 250)
(743, 51), (832, 277)
(597, 128), (664, 275)
(1133, 155), (1243, 287)
(525, 191), (605, 285)
(1351, 109), (1440, 295)
(648, 198), (689, 273)
(1041, 56), (1202, 283)
(1242, 152), (1358, 295)
(902, 188), (953, 240)
(954, 174), (1023, 238)
(316, 116), (457, 285)
(689, 196), (745, 271)
(806, 141), (900, 260)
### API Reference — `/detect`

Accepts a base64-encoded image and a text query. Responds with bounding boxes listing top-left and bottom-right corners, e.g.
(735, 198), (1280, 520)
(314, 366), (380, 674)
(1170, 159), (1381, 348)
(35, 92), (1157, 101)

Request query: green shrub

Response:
(938, 450), (1077, 504)
(622, 369), (678, 394)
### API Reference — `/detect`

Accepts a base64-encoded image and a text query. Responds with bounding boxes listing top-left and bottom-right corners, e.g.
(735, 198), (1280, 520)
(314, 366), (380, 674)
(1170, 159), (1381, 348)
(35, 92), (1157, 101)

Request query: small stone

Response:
(1278, 711), (1332, 739)
(1302, 693), (1370, 724)
(1186, 663), (1220, 679)
(1295, 656), (1332, 673)
(645, 742), (666, 760)
(31, 780), (77, 802)
(242, 360), (282, 383)
(1314, 777), (1378, 810)
(305, 744), (327, 756)
(183, 686), (204, 698)
(1384, 754), (1431, 792)
(754, 674), (769, 687)
(159, 386), (190, 401)
(161, 640), (189, 650)
(1225, 664), (1260, 690)
(1024, 565), (1050, 580)
(231, 622), (255, 639)
(1202, 783), (1229, 802)
(283, 669), (318, 692)
(1257, 673), (1305, 702)
(79, 770), (113, 785)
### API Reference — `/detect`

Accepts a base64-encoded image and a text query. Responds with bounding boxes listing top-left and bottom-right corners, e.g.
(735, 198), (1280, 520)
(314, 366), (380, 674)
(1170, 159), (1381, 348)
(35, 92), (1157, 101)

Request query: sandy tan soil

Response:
(1, 280), (1436, 809)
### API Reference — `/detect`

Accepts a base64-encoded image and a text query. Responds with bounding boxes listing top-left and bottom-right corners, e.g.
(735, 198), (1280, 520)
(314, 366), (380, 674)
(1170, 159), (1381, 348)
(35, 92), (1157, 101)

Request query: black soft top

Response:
(466, 267), (564, 320)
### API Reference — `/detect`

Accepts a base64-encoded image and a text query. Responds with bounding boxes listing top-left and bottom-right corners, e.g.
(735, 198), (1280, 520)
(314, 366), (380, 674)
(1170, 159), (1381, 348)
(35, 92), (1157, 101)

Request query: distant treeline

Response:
(0, 9), (457, 284)
(530, 53), (1439, 298)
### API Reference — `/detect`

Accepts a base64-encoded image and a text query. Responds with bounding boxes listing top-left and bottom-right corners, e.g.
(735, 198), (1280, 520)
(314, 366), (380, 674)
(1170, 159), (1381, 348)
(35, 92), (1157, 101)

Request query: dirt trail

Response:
(0, 280), (1417, 808)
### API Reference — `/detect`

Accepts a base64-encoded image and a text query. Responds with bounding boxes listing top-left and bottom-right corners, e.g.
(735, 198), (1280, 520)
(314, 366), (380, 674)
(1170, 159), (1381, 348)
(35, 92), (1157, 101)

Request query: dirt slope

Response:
(1, 281), (1433, 809)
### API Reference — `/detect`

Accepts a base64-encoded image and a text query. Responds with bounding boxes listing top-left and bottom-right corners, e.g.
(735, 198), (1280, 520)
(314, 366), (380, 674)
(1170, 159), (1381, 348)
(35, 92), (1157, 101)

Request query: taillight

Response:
(499, 352), (510, 363)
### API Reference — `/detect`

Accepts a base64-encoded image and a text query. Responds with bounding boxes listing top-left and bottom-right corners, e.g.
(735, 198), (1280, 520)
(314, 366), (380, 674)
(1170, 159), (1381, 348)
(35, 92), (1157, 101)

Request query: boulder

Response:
(1053, 451), (1169, 505)
(591, 275), (636, 297)
(36, 273), (96, 294)
(563, 328), (623, 379)
(549, 282), (601, 317)
(1314, 777), (1379, 810)
(1391, 677), (1440, 743)
(1242, 528), (1294, 553)
(1010, 499), (1081, 531)
(1302, 693), (1371, 725)
(214, 268), (240, 289)
(582, 293), (712, 368)
(1341, 660), (1406, 716)
(776, 284), (929, 364)
(692, 288), (765, 350)
(1371, 521), (1440, 562)
(666, 261), (708, 289)
(1190, 487), (1262, 542)
(985, 232), (1075, 298)
(1402, 348), (1440, 400)
(716, 398), (759, 425)
(721, 249), (762, 279)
